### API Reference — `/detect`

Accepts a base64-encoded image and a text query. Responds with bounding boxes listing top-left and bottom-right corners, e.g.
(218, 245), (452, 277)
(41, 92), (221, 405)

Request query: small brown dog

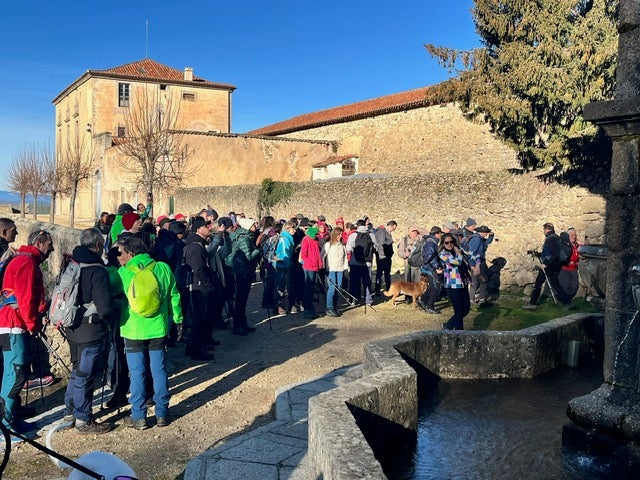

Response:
(383, 276), (429, 308)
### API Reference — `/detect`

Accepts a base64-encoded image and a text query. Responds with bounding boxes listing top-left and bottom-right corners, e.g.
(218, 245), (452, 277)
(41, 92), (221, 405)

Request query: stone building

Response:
(51, 59), (336, 221)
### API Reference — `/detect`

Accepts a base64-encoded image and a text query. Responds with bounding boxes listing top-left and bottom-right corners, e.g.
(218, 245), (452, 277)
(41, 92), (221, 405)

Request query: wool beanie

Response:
(238, 218), (256, 230)
(122, 212), (140, 231)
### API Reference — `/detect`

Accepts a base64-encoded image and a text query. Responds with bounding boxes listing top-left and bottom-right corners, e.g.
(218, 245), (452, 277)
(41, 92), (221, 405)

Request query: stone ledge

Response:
(308, 313), (603, 479)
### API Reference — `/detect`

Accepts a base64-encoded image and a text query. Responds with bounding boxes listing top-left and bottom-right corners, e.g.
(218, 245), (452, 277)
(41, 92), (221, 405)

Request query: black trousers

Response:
(530, 265), (571, 305)
(420, 270), (440, 309)
(375, 256), (392, 293)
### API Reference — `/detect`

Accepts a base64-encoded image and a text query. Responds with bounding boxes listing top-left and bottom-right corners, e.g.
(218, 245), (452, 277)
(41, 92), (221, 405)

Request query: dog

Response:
(383, 276), (429, 308)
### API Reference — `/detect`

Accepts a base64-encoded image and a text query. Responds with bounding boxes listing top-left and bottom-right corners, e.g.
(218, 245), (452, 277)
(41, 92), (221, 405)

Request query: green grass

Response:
(448, 292), (600, 331)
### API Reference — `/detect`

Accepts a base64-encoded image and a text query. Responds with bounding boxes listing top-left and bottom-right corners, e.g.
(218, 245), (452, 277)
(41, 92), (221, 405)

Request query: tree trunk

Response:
(69, 181), (78, 228)
(20, 195), (26, 219)
(49, 191), (57, 224)
(33, 193), (39, 220)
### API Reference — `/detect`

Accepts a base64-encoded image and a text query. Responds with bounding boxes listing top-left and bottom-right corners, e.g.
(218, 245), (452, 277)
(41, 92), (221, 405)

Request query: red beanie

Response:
(122, 212), (140, 231)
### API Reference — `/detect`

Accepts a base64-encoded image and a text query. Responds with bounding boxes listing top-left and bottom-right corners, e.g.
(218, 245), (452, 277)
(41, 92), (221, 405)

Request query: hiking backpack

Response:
(261, 233), (280, 263)
(49, 259), (103, 329)
(557, 232), (573, 266)
(0, 250), (22, 309)
(126, 260), (162, 317)
(407, 238), (427, 268)
(353, 232), (374, 263)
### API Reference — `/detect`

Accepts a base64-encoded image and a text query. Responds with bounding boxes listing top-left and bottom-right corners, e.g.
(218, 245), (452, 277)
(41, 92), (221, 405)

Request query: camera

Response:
(527, 249), (540, 259)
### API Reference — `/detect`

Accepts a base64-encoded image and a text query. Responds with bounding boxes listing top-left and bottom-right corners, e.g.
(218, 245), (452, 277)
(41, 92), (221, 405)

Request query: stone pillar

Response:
(566, 1), (640, 446)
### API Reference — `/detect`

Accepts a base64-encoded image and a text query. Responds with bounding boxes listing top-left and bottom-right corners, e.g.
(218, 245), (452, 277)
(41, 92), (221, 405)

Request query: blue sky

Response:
(0, 0), (479, 187)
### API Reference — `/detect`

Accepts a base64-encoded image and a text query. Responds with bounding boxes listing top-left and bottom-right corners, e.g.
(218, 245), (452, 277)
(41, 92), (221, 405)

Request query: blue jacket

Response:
(420, 235), (440, 273)
(272, 230), (294, 268)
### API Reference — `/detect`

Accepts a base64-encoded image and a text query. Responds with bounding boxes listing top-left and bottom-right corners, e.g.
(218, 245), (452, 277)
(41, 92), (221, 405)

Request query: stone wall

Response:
(175, 171), (606, 289)
(308, 313), (603, 479)
(282, 103), (520, 175)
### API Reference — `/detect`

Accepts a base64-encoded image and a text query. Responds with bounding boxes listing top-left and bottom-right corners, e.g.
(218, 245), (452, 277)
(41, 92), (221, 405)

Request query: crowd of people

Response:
(0, 208), (584, 437)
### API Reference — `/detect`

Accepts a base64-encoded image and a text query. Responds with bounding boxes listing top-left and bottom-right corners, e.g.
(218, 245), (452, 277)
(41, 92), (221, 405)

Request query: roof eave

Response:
(52, 70), (236, 105)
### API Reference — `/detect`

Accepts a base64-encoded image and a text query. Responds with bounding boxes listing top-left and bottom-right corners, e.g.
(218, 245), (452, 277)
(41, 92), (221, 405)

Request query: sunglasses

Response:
(30, 229), (50, 245)
(443, 241), (454, 245)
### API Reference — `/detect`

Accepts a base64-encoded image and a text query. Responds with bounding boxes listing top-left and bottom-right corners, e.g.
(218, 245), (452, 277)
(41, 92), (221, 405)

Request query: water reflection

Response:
(385, 360), (624, 479)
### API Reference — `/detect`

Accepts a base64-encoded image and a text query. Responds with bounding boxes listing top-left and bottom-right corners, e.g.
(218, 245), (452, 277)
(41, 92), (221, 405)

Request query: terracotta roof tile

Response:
(91, 58), (235, 89)
(53, 58), (235, 104)
(248, 84), (446, 136)
(312, 155), (358, 168)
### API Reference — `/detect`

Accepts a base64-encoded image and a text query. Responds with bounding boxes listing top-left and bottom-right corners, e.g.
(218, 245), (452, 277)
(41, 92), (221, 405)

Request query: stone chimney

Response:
(184, 67), (193, 82)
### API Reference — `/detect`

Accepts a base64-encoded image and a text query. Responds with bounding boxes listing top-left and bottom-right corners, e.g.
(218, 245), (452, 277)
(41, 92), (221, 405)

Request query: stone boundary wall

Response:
(307, 313), (604, 479)
(175, 171), (606, 289)
(282, 103), (519, 175)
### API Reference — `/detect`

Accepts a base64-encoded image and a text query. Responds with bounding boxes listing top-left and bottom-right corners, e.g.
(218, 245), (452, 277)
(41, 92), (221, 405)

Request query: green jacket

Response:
(228, 228), (260, 276)
(110, 214), (125, 244)
(118, 253), (183, 340)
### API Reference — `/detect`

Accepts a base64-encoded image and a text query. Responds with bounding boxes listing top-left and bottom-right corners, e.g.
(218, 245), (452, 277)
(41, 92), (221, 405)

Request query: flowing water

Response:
(384, 359), (623, 479)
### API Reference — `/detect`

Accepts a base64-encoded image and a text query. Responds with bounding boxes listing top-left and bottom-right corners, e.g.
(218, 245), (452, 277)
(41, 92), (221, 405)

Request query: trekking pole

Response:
(534, 255), (558, 304)
(34, 337), (45, 408)
(37, 333), (72, 377)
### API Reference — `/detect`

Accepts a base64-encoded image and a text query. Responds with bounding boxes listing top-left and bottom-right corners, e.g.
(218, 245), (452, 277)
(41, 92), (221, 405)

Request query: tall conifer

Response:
(426, 0), (618, 172)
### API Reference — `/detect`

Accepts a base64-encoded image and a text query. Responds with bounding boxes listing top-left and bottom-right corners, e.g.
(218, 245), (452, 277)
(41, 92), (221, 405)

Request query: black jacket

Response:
(65, 246), (112, 344)
(183, 232), (215, 293)
(153, 228), (183, 271)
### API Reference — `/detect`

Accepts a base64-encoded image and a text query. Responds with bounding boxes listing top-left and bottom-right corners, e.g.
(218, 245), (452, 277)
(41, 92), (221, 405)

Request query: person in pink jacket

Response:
(299, 226), (323, 319)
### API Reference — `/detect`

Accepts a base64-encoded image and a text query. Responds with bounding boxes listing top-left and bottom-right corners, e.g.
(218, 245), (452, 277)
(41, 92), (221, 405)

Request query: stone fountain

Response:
(565, 0), (640, 467)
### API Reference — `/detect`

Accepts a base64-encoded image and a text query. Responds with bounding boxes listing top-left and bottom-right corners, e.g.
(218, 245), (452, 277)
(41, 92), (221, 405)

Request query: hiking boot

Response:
(325, 309), (339, 317)
(61, 413), (76, 429)
(289, 305), (299, 314)
(14, 405), (36, 419)
(477, 300), (494, 308)
(190, 350), (215, 361)
(75, 419), (112, 435)
(156, 416), (171, 428)
(123, 416), (148, 431)
(22, 375), (54, 392)
(522, 303), (538, 310)
(424, 307), (440, 315)
(106, 395), (129, 409)
(277, 307), (287, 315)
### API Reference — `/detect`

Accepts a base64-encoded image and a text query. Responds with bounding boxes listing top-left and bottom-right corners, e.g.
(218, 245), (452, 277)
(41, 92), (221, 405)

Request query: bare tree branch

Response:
(8, 144), (36, 218)
(57, 130), (93, 227)
(117, 86), (195, 204)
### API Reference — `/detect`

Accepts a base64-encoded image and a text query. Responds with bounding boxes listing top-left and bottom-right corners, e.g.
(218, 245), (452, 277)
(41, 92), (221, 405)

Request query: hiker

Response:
(63, 228), (113, 434)
(116, 236), (183, 429)
(0, 229), (54, 433)
(523, 223), (573, 310)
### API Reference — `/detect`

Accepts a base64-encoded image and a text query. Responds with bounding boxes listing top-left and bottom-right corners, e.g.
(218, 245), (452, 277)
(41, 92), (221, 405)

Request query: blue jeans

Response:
(125, 338), (169, 420)
(0, 333), (28, 426)
(303, 270), (317, 314)
(64, 342), (102, 422)
(326, 271), (343, 311)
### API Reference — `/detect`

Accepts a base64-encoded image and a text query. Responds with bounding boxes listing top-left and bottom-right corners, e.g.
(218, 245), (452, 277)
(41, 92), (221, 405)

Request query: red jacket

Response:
(0, 245), (47, 334)
(300, 235), (323, 272)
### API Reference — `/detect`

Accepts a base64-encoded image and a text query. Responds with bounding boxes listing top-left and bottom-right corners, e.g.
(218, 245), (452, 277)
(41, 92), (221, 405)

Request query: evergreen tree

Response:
(426, 0), (618, 172)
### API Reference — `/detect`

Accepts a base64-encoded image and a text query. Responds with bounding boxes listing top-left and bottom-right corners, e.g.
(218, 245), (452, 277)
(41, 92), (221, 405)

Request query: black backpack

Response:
(557, 232), (573, 266)
(408, 238), (426, 267)
(353, 232), (374, 263)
